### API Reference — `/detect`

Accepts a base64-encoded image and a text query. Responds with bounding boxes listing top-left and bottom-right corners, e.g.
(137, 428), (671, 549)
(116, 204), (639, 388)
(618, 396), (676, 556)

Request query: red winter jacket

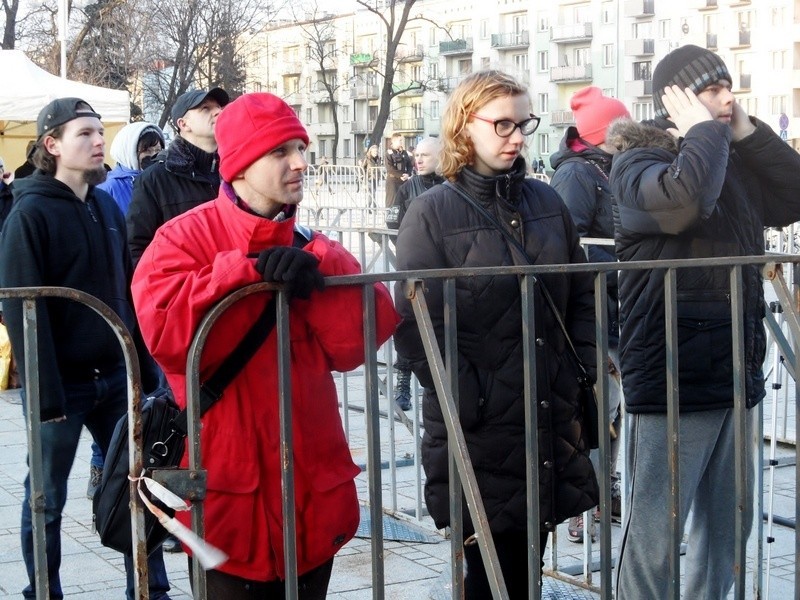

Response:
(131, 195), (399, 581)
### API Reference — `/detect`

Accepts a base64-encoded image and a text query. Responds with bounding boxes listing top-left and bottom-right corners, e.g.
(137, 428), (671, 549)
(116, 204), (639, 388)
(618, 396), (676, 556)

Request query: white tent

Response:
(0, 49), (130, 168)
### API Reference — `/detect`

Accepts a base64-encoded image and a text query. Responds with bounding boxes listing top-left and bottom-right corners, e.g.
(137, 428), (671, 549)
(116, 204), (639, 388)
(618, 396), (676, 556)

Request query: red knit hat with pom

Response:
(570, 86), (630, 146)
(216, 93), (310, 181)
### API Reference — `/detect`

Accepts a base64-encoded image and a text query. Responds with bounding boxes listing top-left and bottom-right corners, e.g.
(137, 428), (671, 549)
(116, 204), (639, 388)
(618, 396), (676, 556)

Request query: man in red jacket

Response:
(131, 93), (399, 598)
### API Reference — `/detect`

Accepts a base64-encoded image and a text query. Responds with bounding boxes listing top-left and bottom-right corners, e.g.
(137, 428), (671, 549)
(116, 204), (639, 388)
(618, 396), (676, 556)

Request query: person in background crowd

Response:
(360, 144), (382, 207)
(98, 122), (165, 215)
(608, 45), (800, 600)
(0, 156), (15, 229)
(549, 85), (631, 543)
(386, 136), (444, 412)
(127, 87), (229, 267)
(132, 92), (399, 599)
(0, 97), (168, 600)
(384, 132), (413, 207)
(394, 70), (598, 598)
(14, 141), (37, 180)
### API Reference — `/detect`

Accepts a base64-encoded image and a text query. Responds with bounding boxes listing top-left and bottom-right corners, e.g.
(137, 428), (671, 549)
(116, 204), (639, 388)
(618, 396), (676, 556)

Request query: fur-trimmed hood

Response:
(606, 118), (679, 155)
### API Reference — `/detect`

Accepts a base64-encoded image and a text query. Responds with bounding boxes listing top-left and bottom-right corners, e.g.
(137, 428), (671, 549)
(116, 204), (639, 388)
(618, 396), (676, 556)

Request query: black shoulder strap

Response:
(171, 227), (312, 435)
(443, 181), (590, 381)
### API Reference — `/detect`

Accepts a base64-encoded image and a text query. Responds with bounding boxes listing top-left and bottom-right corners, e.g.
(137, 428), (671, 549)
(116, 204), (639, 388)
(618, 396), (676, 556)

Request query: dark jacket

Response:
(0, 174), (138, 421)
(0, 181), (13, 229)
(608, 117), (800, 413)
(387, 172), (444, 230)
(384, 147), (413, 205)
(127, 136), (220, 266)
(550, 127), (619, 346)
(394, 159), (598, 535)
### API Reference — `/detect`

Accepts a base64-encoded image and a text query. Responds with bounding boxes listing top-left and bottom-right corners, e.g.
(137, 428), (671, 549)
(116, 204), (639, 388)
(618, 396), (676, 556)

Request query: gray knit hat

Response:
(652, 45), (732, 119)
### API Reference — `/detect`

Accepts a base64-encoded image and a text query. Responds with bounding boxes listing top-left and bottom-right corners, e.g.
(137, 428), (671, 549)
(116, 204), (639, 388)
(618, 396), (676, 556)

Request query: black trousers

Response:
(464, 531), (549, 599)
(188, 557), (333, 600)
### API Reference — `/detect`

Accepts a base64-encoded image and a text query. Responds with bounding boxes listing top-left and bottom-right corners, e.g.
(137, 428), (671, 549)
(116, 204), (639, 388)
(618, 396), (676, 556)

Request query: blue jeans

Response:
(20, 367), (170, 599)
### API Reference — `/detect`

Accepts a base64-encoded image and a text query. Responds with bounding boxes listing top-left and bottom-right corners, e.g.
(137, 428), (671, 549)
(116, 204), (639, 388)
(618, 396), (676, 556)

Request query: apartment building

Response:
(241, 0), (799, 165)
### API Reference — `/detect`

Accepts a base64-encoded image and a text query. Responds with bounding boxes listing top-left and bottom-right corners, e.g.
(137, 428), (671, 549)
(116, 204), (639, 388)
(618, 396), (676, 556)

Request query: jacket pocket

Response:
(677, 299), (732, 388)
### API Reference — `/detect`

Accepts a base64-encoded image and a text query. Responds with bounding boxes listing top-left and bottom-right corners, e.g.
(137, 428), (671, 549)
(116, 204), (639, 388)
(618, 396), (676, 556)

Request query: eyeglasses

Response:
(470, 113), (541, 137)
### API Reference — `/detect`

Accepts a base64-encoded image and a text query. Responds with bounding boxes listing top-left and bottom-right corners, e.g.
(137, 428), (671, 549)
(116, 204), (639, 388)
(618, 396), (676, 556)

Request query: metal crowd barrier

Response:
(6, 253), (800, 599)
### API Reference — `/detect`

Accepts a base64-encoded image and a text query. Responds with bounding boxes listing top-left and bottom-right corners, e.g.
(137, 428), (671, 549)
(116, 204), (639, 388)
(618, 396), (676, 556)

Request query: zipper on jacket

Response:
(86, 202), (98, 223)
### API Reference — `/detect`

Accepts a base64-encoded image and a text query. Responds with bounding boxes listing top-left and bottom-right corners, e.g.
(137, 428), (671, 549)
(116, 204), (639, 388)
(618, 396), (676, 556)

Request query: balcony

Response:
(282, 61), (303, 75)
(283, 92), (302, 106)
(706, 32), (718, 49)
(550, 110), (574, 127)
(439, 39), (473, 55)
(551, 22), (592, 43)
(350, 53), (376, 66)
(695, 0), (718, 9)
(624, 0), (655, 17)
(350, 84), (380, 100)
(490, 31), (530, 50)
(351, 120), (372, 134)
(550, 64), (593, 83)
(625, 79), (653, 97)
(739, 73), (751, 90)
(392, 118), (425, 132)
(734, 29), (751, 48)
(625, 38), (655, 56)
(310, 87), (333, 104)
(397, 44), (425, 62)
(392, 82), (425, 96)
(438, 75), (468, 92)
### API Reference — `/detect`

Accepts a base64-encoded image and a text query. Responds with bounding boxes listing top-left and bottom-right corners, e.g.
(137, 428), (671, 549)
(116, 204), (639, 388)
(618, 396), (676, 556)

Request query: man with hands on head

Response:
(607, 45), (800, 600)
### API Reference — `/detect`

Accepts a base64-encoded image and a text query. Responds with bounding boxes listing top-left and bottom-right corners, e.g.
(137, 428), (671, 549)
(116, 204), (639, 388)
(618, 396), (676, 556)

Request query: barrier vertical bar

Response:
(664, 268), (681, 600)
(730, 265), (747, 599)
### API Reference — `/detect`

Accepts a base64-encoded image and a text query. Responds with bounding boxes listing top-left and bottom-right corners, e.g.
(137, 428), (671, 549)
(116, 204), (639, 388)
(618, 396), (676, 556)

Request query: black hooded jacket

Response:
(394, 159), (598, 535)
(0, 174), (139, 420)
(127, 135), (220, 266)
(608, 117), (800, 413)
(550, 126), (619, 346)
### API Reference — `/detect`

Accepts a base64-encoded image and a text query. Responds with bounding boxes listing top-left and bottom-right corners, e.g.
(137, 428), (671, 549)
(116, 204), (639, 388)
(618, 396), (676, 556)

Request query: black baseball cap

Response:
(170, 87), (229, 124)
(37, 97), (101, 138)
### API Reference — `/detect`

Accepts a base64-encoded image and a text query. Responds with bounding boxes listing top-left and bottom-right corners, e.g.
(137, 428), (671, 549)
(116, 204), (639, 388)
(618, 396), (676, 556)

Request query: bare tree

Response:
(299, 5), (347, 163)
(1, 0), (19, 48)
(354, 0), (419, 149)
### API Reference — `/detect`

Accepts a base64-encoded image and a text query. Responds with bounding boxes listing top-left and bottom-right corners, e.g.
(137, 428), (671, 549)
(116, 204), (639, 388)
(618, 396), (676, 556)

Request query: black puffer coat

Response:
(608, 118), (800, 413)
(127, 136), (220, 266)
(394, 159), (598, 535)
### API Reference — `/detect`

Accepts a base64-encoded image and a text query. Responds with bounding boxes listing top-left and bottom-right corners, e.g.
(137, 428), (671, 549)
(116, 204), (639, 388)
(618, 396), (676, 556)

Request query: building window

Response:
(740, 96), (757, 115)
(633, 61), (652, 80)
(537, 50), (549, 72)
(305, 108), (312, 123)
(537, 12), (549, 32)
(429, 62), (439, 79)
(771, 51), (786, 70)
(429, 27), (437, 47)
(344, 139), (351, 158)
(770, 95), (787, 114)
(601, 1), (614, 24)
(430, 100), (440, 119)
(537, 93), (548, 115)
(481, 57), (490, 69)
(342, 105), (350, 122)
(480, 19), (489, 39)
(659, 19), (671, 39)
(538, 133), (549, 155)
(632, 102), (652, 122)
(603, 44), (614, 67)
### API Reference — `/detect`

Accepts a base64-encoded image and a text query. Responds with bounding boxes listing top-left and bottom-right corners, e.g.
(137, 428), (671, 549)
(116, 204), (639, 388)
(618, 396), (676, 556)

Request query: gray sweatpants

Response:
(615, 408), (754, 600)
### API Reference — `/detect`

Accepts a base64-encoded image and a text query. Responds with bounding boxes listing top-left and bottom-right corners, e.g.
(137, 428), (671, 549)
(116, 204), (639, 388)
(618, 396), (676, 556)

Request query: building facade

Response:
(240, 0), (798, 166)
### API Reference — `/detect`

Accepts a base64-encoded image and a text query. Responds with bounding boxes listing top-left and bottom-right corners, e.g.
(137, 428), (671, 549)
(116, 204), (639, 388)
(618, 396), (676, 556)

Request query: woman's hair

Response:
(31, 125), (66, 175)
(439, 70), (530, 181)
(137, 130), (163, 155)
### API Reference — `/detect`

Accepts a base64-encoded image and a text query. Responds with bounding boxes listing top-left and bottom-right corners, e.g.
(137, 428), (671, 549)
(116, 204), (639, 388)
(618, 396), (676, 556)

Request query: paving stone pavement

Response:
(0, 378), (797, 599)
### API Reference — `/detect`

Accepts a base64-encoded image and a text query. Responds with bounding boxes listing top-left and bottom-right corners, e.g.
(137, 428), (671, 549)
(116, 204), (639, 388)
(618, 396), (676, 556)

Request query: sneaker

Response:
(86, 465), (103, 499)
(567, 512), (597, 543)
(394, 368), (412, 411)
(162, 533), (183, 553)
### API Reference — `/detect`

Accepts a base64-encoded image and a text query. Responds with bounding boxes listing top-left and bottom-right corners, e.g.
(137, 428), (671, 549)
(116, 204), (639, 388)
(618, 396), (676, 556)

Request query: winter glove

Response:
(254, 246), (325, 300)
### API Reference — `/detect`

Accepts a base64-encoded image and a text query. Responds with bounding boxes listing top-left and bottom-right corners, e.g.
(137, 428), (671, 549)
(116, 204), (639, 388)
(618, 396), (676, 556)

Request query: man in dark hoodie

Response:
(549, 86), (630, 543)
(608, 46), (800, 599)
(0, 98), (170, 599)
(127, 87), (229, 266)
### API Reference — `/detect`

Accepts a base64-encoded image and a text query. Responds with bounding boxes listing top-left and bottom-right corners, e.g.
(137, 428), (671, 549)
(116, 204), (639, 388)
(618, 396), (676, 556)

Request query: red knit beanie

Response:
(570, 86), (630, 146)
(216, 93), (310, 181)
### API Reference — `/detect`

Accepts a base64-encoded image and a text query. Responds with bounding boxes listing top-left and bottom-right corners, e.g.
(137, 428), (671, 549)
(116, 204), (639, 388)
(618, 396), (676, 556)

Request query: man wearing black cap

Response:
(127, 87), (229, 266)
(607, 45), (800, 599)
(0, 98), (170, 599)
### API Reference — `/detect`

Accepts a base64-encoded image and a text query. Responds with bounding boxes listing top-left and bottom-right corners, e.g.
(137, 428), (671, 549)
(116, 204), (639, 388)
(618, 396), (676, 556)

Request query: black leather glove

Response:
(254, 246), (325, 300)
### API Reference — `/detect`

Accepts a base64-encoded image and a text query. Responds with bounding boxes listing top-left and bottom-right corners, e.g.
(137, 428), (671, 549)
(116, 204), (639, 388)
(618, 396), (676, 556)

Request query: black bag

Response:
(92, 390), (185, 555)
(92, 295), (279, 555)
